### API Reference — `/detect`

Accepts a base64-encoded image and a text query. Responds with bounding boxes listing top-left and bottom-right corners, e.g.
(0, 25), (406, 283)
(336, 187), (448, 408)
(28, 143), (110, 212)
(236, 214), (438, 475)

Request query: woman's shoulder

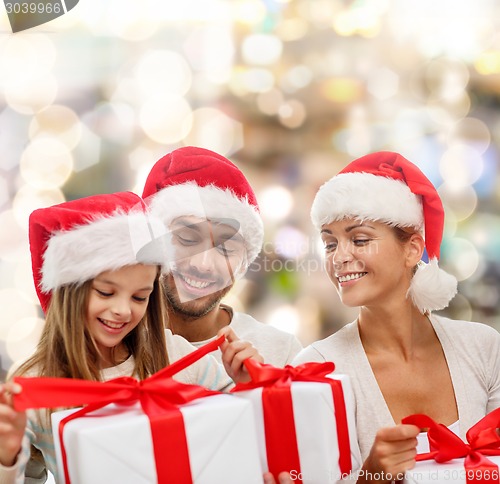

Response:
(432, 314), (500, 345)
(292, 320), (358, 365)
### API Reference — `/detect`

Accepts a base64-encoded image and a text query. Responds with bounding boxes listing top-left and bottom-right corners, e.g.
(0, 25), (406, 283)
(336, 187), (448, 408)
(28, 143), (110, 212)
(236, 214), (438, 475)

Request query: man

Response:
(142, 146), (302, 367)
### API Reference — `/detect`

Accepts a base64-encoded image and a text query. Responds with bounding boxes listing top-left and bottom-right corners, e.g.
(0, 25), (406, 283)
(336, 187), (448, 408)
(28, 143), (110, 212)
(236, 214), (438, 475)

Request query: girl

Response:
(294, 152), (500, 483)
(0, 191), (259, 483)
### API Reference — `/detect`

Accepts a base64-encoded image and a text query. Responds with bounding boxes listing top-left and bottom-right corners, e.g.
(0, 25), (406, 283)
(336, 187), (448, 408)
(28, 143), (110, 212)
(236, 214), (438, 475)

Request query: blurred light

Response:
(20, 138), (73, 190)
(275, 18), (309, 41)
(14, 256), (39, 306)
(445, 117), (491, 154)
(12, 185), (65, 229)
(367, 68), (399, 100)
(278, 100), (307, 129)
(238, 68), (275, 93)
(424, 58), (469, 103)
(29, 105), (82, 150)
(274, 226), (309, 259)
(281, 65), (313, 92)
(259, 186), (293, 221)
(0, 35), (56, 88)
(257, 88), (284, 116)
(139, 95), (193, 144)
(321, 78), (363, 103)
(83, 102), (136, 144)
(107, 0), (158, 41)
(333, 5), (382, 37)
(184, 26), (234, 83)
(448, 293), (473, 322)
(439, 183), (478, 222)
(267, 305), (300, 335)
(5, 74), (58, 115)
(439, 145), (483, 188)
(0, 176), (8, 207)
(183, 107), (243, 156)
(231, 0), (266, 25)
(0, 289), (38, 340)
(242, 34), (283, 66)
(446, 238), (479, 281)
(0, 108), (31, 172)
(136, 50), (192, 97)
(73, 124), (102, 173)
(462, 214), (500, 262)
(0, 210), (29, 263)
(6, 317), (45, 363)
(475, 51), (500, 75)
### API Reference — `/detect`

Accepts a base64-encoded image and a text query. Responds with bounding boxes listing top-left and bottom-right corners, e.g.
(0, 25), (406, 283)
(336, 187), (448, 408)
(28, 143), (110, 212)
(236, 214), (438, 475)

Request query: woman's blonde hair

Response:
(15, 266), (169, 381)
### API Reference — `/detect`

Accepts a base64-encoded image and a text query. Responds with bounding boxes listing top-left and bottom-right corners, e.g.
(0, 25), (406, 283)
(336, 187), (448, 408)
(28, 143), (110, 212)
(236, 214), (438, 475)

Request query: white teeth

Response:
(338, 273), (366, 283)
(182, 276), (211, 289)
(99, 318), (126, 329)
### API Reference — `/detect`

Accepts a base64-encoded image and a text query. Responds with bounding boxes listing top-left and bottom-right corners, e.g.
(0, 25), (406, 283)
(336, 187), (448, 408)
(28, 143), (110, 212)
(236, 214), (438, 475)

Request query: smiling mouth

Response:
(337, 272), (367, 283)
(98, 318), (127, 330)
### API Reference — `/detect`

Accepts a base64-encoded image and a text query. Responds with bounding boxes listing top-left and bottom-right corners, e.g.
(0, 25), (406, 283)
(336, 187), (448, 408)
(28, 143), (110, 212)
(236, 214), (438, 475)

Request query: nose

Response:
(332, 241), (353, 269)
(189, 245), (216, 273)
(111, 297), (132, 319)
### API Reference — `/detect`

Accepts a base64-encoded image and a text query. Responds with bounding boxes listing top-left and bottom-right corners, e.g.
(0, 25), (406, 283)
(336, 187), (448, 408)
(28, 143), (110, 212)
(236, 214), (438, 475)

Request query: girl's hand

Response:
(0, 382), (26, 467)
(359, 424), (420, 483)
(263, 471), (293, 484)
(218, 326), (263, 384)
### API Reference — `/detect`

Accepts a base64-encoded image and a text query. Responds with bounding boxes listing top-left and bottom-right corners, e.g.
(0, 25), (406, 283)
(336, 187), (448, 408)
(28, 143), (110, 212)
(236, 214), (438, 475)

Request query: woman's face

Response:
(86, 264), (157, 366)
(320, 218), (414, 308)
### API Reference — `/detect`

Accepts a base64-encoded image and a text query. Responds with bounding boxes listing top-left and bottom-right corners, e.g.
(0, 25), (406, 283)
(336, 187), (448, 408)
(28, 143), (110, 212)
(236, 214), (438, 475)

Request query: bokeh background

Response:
(1, 0), (500, 377)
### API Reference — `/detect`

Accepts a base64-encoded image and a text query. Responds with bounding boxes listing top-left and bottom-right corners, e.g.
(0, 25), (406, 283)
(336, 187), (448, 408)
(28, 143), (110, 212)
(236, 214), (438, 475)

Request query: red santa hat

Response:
(142, 146), (264, 266)
(311, 151), (457, 313)
(29, 191), (167, 313)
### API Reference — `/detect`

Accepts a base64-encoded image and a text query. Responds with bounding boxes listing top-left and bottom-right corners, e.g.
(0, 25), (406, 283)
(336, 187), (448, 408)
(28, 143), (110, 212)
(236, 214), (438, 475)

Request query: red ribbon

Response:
(14, 335), (225, 484)
(231, 359), (352, 479)
(403, 409), (500, 483)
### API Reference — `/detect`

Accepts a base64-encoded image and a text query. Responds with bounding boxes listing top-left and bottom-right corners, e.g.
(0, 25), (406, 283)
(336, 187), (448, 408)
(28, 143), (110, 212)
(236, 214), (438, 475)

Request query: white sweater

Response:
(0, 330), (232, 484)
(189, 308), (303, 367)
(292, 315), (500, 461)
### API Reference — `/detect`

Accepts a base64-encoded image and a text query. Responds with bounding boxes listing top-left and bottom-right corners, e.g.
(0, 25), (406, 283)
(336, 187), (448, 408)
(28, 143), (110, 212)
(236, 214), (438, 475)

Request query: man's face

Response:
(163, 216), (247, 318)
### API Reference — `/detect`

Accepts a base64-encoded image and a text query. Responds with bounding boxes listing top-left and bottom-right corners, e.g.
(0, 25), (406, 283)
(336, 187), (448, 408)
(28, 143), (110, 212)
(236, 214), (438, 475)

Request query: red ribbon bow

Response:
(403, 409), (500, 483)
(14, 335), (225, 484)
(232, 359), (352, 479)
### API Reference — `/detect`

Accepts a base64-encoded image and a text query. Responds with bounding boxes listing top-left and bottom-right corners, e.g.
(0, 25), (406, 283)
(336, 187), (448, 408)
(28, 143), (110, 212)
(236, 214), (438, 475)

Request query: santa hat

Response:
(142, 146), (264, 266)
(29, 191), (167, 313)
(311, 151), (457, 313)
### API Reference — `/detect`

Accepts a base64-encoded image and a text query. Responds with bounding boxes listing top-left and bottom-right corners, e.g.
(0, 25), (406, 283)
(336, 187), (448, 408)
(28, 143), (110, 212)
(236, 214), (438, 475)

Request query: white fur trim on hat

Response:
(41, 212), (167, 292)
(147, 182), (264, 265)
(311, 172), (424, 230)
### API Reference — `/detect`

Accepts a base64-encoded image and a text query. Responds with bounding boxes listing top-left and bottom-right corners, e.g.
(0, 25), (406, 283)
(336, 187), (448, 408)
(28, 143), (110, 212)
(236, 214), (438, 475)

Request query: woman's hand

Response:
(358, 424), (420, 483)
(218, 326), (263, 384)
(0, 382), (26, 467)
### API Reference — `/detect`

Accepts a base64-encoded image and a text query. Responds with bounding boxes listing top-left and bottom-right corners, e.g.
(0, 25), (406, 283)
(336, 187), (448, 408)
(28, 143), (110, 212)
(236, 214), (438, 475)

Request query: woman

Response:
(293, 151), (500, 482)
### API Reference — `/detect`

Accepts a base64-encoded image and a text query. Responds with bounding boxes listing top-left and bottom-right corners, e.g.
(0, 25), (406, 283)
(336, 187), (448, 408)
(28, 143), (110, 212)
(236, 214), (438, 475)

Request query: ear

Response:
(406, 233), (425, 268)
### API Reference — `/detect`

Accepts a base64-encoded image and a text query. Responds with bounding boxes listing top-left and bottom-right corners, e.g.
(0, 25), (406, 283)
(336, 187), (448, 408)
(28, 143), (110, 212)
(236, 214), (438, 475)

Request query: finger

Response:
(377, 424), (420, 442)
(278, 472), (294, 484)
(218, 326), (239, 343)
(263, 472), (276, 484)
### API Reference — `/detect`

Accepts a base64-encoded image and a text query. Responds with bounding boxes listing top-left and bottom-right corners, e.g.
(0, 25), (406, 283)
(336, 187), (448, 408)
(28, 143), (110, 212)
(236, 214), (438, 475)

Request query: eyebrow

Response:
(93, 280), (154, 291)
(321, 223), (375, 235)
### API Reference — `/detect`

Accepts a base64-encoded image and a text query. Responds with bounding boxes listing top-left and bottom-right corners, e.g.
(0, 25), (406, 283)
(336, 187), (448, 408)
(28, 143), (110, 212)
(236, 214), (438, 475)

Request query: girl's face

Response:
(320, 218), (415, 308)
(87, 264), (157, 366)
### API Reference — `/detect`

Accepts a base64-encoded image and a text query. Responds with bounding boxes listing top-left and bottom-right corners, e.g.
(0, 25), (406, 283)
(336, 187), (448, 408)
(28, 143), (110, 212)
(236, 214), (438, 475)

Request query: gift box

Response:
(231, 360), (362, 484)
(404, 456), (500, 484)
(52, 394), (263, 484)
(402, 410), (500, 484)
(14, 335), (263, 484)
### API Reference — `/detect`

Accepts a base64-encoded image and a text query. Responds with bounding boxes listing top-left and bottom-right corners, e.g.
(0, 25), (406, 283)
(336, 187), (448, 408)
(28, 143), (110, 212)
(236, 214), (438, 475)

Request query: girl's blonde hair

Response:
(15, 266), (169, 381)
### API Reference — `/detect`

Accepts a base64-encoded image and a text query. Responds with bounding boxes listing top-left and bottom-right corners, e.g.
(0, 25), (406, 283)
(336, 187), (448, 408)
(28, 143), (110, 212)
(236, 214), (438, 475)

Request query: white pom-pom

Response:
(407, 258), (458, 313)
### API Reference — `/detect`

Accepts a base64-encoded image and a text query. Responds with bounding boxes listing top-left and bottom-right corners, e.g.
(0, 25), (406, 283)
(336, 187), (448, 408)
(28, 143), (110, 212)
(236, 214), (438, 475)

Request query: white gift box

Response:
(404, 456), (500, 484)
(234, 374), (362, 484)
(52, 394), (263, 484)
